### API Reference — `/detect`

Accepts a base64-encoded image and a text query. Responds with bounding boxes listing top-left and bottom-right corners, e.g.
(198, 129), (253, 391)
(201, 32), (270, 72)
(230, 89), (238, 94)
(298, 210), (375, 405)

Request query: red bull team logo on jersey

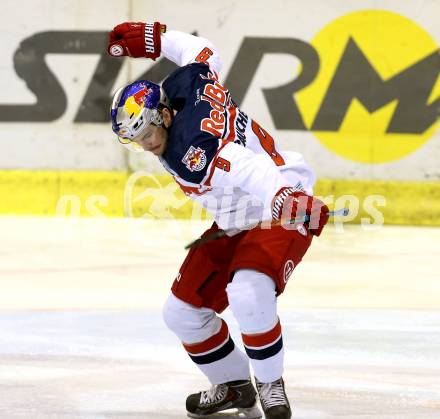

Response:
(123, 87), (151, 118)
(182, 146), (207, 172)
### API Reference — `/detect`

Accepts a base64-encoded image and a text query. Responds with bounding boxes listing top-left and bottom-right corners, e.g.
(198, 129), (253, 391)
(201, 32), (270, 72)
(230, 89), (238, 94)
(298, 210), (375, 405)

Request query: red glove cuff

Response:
(272, 187), (329, 236)
(143, 22), (166, 59)
(272, 187), (303, 221)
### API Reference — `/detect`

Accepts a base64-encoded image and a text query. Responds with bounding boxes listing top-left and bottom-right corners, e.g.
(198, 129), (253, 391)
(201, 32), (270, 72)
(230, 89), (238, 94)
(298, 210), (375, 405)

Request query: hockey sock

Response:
(183, 319), (250, 384)
(242, 319), (284, 383)
(227, 269), (284, 383)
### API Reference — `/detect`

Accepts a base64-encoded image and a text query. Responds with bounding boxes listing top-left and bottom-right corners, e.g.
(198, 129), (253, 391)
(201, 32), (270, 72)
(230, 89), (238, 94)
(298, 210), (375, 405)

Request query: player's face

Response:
(133, 125), (167, 155)
(132, 108), (173, 156)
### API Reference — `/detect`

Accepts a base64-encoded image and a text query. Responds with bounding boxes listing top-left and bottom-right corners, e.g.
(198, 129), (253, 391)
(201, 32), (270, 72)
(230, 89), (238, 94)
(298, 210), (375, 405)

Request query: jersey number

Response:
(251, 120), (285, 166)
(195, 47), (214, 64)
(215, 157), (231, 172)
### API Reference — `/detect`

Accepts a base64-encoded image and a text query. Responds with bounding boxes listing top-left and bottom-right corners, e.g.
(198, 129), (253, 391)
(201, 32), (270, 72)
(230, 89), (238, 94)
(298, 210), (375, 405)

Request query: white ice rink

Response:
(1, 216), (439, 418)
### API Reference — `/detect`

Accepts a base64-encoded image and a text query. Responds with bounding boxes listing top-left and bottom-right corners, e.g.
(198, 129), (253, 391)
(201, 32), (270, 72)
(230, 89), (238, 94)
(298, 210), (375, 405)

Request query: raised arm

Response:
(107, 21), (222, 74)
(161, 30), (222, 73)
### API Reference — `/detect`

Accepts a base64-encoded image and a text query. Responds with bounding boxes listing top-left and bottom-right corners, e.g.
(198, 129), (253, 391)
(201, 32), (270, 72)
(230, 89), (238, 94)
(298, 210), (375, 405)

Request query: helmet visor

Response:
(117, 136), (145, 153)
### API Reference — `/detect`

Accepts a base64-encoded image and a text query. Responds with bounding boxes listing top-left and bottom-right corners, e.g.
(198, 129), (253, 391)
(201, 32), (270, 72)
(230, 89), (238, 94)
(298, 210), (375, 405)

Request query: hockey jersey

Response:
(158, 30), (316, 231)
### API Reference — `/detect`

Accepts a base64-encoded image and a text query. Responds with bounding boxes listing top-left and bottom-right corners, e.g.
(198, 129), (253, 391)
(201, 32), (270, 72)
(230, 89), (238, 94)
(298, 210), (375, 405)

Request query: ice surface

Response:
(0, 217), (439, 418)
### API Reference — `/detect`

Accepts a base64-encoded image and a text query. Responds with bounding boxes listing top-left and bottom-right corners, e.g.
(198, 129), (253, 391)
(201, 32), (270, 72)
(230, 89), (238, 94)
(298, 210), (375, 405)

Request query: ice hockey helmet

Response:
(110, 80), (170, 152)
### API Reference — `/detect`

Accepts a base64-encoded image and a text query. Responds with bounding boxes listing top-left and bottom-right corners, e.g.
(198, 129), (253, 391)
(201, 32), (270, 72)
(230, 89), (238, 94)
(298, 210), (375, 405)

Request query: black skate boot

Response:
(186, 379), (262, 418)
(255, 377), (291, 419)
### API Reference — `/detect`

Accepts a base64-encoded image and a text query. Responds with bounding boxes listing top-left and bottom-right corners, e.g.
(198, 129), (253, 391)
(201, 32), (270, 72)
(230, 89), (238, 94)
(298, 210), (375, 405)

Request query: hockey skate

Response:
(255, 377), (291, 419)
(186, 379), (262, 418)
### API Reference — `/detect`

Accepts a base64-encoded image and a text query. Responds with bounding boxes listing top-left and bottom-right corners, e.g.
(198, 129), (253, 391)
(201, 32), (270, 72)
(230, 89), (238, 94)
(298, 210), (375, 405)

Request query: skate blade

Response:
(187, 404), (262, 419)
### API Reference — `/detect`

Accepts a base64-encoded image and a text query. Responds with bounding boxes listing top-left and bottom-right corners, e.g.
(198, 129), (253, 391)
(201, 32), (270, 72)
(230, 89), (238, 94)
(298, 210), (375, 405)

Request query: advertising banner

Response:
(0, 0), (438, 223)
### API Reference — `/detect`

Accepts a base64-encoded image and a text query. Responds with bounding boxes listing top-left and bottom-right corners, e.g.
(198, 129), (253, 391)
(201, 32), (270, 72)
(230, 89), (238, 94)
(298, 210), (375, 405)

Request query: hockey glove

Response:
(107, 21), (166, 59)
(272, 187), (329, 236)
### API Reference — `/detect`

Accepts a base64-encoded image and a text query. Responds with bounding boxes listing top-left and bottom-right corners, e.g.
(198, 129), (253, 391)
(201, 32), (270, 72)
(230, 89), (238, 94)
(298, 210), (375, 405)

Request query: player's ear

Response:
(162, 107), (173, 128)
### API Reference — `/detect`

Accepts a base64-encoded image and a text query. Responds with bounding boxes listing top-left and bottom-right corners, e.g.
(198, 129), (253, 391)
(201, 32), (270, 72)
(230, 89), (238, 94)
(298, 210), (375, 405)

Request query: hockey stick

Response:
(184, 208), (349, 249)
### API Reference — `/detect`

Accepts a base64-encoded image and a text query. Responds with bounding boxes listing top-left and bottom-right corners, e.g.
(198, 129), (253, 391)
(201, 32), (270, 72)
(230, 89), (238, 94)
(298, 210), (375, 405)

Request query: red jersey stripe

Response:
(225, 105), (237, 142)
(202, 140), (230, 188)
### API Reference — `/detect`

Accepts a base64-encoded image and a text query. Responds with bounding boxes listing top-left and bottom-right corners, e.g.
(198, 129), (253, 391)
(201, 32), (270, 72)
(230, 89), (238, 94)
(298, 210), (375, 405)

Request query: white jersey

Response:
(159, 30), (316, 231)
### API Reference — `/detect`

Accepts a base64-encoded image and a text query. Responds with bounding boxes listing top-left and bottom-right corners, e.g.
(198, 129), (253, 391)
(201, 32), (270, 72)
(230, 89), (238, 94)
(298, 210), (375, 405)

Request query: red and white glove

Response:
(107, 21), (166, 59)
(272, 187), (329, 236)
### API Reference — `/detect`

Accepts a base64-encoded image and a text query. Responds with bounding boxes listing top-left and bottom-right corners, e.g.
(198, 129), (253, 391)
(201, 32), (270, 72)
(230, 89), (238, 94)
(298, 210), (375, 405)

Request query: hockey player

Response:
(108, 22), (329, 419)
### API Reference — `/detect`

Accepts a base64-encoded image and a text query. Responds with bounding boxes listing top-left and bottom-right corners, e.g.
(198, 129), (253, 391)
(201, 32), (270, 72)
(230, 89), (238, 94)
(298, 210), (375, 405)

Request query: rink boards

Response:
(1, 170), (439, 225)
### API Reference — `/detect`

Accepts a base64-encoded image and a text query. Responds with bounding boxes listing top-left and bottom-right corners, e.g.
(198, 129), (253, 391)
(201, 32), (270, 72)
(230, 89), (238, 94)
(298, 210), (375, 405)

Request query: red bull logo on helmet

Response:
(123, 87), (151, 118)
(182, 146), (207, 172)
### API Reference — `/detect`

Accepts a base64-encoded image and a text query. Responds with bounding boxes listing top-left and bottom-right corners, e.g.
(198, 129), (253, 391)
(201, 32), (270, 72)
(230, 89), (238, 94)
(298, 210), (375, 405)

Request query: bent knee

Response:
(162, 293), (221, 342)
(226, 269), (276, 308)
(226, 269), (277, 333)
(162, 293), (183, 333)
